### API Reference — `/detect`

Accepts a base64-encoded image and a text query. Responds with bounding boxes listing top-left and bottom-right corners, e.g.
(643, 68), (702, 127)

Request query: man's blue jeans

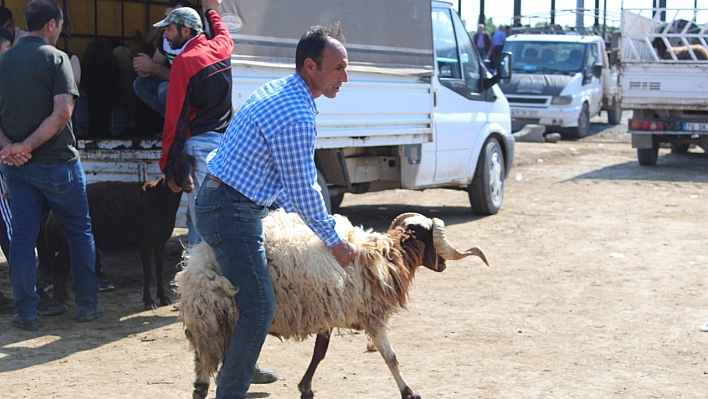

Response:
(1, 159), (98, 321)
(184, 132), (222, 247)
(194, 176), (276, 399)
(133, 76), (168, 117)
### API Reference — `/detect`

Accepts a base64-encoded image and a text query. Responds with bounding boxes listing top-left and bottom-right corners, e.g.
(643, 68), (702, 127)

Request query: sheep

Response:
(43, 152), (196, 309)
(652, 37), (708, 60)
(175, 210), (489, 399)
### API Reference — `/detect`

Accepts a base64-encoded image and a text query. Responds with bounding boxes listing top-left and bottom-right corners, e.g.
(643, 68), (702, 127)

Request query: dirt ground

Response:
(2, 111), (708, 398)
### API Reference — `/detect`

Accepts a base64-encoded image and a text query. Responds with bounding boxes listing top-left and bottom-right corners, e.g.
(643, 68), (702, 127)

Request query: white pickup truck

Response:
(501, 33), (621, 137)
(76, 0), (515, 221)
(618, 8), (708, 165)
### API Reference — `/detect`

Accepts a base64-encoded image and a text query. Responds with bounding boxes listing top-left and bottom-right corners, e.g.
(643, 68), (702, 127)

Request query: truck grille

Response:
(507, 96), (550, 106)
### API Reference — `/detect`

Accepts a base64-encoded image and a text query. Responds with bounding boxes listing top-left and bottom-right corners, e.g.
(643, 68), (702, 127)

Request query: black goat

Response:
(44, 153), (196, 309)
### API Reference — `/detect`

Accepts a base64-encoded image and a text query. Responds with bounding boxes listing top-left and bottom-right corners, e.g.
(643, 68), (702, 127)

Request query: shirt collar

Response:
(291, 72), (319, 116)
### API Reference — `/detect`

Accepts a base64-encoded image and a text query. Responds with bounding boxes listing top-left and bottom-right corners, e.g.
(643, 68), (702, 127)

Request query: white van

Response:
(501, 34), (621, 137)
(73, 0), (515, 218)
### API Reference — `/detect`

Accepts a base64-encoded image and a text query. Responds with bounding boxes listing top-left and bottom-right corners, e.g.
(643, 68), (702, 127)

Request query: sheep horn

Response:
(432, 218), (489, 266)
(389, 212), (426, 231)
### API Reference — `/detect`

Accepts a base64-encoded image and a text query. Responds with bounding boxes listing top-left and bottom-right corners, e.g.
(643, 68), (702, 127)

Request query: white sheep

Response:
(175, 210), (488, 399)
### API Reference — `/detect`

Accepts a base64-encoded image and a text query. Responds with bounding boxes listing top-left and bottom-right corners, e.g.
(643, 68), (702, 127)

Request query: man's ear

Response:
(303, 57), (317, 74)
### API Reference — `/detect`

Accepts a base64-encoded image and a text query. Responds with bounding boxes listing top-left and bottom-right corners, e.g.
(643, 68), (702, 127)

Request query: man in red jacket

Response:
(152, 0), (231, 250)
(151, 0), (279, 385)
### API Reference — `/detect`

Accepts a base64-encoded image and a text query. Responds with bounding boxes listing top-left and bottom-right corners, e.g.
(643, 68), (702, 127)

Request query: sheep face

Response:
(406, 223), (446, 273)
(172, 153), (196, 193)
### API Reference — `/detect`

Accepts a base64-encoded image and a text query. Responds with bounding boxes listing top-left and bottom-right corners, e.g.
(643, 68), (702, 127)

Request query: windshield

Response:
(504, 41), (587, 74)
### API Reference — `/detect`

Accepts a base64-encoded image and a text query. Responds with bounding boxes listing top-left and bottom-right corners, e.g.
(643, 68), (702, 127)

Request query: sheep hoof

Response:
(144, 300), (158, 310)
(159, 296), (172, 306)
(401, 387), (421, 399)
(299, 390), (314, 399)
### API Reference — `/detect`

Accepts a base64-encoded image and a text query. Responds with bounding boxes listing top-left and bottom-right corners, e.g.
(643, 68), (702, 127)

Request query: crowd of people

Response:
(0, 0), (355, 397)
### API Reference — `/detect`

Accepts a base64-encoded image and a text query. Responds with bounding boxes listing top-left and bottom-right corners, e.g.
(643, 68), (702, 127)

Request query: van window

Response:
(432, 9), (482, 99)
(504, 41), (587, 74)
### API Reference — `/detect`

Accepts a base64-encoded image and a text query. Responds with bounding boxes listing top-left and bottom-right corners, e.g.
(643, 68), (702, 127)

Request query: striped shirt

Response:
(206, 72), (340, 247)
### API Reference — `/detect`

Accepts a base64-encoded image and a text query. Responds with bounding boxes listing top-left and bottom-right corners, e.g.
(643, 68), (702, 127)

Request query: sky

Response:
(453, 0), (707, 29)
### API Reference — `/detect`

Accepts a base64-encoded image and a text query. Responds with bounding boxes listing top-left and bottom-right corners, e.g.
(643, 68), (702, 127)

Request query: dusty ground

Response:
(2, 111), (708, 398)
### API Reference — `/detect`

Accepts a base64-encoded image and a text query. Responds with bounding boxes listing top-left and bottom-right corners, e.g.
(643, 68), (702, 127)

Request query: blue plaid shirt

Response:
(206, 72), (340, 247)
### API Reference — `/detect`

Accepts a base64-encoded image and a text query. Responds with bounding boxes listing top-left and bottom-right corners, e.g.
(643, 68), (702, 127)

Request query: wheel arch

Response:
(464, 124), (514, 185)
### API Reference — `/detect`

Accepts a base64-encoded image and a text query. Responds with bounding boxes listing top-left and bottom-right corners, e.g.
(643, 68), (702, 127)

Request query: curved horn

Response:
(432, 218), (489, 266)
(389, 212), (426, 231)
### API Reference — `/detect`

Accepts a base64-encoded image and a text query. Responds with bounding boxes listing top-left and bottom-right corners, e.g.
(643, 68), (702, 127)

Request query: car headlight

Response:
(551, 96), (573, 105)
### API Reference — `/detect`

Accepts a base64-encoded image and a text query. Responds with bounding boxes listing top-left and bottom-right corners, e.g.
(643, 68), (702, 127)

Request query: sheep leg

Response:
(52, 248), (71, 303)
(370, 328), (421, 399)
(153, 242), (171, 306)
(186, 329), (211, 399)
(140, 248), (156, 309)
(298, 330), (331, 399)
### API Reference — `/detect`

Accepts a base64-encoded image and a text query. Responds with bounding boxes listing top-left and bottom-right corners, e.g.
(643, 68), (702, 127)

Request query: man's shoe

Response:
(11, 314), (38, 331)
(252, 365), (279, 384)
(96, 271), (115, 291)
(700, 322), (708, 332)
(0, 291), (14, 310)
(76, 305), (104, 322)
(37, 295), (68, 316)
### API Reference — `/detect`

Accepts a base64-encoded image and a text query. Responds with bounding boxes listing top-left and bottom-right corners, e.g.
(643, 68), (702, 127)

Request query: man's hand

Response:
(330, 239), (356, 266)
(0, 142), (32, 166)
(167, 176), (183, 193)
(202, 0), (222, 11)
(133, 53), (156, 77)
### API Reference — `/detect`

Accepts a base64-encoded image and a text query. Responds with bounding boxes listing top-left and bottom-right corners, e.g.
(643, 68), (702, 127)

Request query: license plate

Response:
(683, 122), (708, 132)
(511, 108), (538, 117)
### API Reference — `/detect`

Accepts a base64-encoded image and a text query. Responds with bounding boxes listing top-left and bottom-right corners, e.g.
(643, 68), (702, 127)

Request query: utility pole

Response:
(576, 0), (584, 34)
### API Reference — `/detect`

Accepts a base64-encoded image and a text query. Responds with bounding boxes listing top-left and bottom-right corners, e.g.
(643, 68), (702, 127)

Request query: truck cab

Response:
(501, 34), (621, 137)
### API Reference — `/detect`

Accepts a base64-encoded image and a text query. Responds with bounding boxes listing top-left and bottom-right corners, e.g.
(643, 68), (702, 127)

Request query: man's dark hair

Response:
(0, 27), (12, 45)
(295, 23), (345, 71)
(0, 7), (12, 26)
(24, 0), (62, 33)
(166, 0), (194, 8)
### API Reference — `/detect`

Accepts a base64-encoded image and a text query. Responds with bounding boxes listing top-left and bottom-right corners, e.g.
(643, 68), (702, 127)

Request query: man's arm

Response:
(0, 94), (74, 166)
(134, 49), (171, 80)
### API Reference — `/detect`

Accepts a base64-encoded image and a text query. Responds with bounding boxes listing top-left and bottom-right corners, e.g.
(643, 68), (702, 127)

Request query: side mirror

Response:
(483, 52), (513, 90)
(593, 64), (602, 78)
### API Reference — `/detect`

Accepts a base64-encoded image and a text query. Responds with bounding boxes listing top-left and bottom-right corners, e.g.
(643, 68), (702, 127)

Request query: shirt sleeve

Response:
(53, 53), (79, 98)
(268, 121), (341, 247)
(159, 55), (190, 176)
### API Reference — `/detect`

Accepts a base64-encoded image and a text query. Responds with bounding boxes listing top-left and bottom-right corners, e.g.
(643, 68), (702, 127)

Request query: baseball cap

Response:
(153, 7), (203, 34)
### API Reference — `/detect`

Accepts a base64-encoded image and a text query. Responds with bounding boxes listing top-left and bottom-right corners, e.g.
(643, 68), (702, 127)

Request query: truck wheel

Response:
(571, 103), (591, 138)
(606, 101), (622, 124)
(468, 137), (505, 215)
(671, 143), (690, 153)
(637, 147), (659, 166)
(317, 170), (332, 213)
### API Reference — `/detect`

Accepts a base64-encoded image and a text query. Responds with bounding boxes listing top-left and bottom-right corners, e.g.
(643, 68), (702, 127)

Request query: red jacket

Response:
(160, 9), (233, 175)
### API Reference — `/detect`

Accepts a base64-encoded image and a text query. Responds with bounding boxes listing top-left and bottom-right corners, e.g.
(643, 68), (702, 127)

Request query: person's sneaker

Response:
(11, 314), (39, 331)
(96, 271), (115, 291)
(700, 322), (708, 332)
(0, 291), (14, 310)
(76, 304), (104, 322)
(36, 295), (68, 316)
(252, 365), (279, 384)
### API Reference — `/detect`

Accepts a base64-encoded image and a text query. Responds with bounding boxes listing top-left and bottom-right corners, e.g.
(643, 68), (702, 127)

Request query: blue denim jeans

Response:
(194, 176), (275, 399)
(1, 159), (98, 320)
(183, 132), (222, 247)
(133, 76), (168, 117)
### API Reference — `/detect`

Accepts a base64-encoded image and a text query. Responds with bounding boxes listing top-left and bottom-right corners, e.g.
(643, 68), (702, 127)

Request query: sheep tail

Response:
(174, 243), (239, 381)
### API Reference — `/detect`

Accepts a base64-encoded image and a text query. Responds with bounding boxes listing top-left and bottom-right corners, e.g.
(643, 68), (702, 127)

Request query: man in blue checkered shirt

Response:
(194, 24), (355, 399)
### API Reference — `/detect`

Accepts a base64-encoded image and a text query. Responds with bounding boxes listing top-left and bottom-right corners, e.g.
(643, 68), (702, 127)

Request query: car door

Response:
(431, 7), (487, 182)
(586, 42), (604, 116)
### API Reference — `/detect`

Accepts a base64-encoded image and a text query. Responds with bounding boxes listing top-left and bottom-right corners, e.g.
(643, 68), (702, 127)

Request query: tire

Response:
(571, 103), (591, 138)
(330, 193), (344, 211)
(468, 137), (505, 215)
(637, 147), (658, 166)
(671, 143), (690, 153)
(606, 100), (622, 125)
(316, 170), (332, 213)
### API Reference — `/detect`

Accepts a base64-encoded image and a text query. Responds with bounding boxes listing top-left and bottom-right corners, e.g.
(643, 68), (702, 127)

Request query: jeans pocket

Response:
(194, 204), (220, 243)
(40, 163), (75, 195)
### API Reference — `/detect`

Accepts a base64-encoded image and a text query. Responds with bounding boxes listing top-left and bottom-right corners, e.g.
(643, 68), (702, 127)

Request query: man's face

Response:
(310, 40), (348, 99)
(163, 23), (188, 50)
(1, 18), (14, 33)
(0, 41), (10, 55)
(477, 26), (484, 34)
